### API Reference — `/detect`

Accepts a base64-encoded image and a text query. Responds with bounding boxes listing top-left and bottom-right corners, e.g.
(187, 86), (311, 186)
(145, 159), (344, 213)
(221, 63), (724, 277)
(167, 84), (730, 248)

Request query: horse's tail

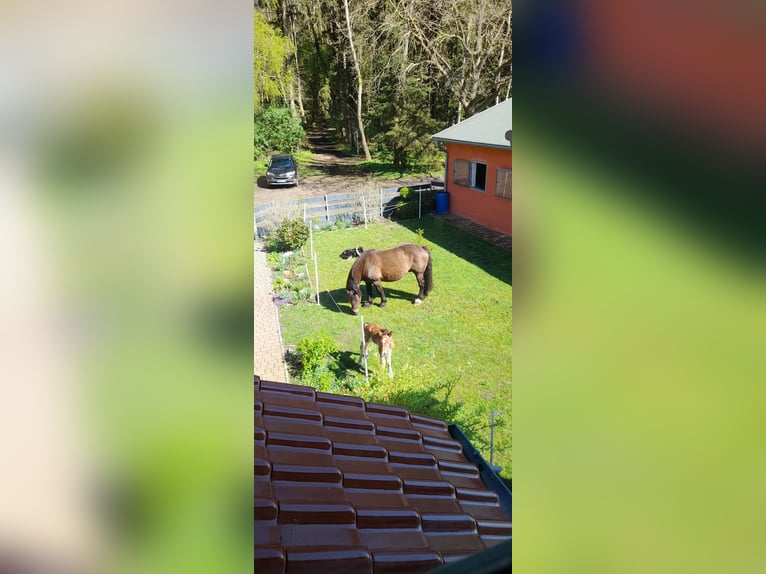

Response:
(422, 245), (433, 295)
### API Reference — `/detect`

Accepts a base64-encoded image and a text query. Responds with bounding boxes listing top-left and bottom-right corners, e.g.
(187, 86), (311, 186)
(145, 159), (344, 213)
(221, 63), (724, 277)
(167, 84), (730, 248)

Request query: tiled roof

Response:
(254, 376), (512, 573)
(431, 98), (513, 150)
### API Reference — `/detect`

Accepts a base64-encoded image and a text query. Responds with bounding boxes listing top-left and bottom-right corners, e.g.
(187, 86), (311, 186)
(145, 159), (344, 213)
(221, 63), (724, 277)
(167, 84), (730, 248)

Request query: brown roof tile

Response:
(254, 376), (511, 572)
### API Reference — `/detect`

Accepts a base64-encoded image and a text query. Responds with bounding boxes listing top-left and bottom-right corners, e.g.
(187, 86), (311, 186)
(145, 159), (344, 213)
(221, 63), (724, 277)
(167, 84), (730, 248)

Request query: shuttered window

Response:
(454, 159), (470, 186)
(495, 168), (512, 199)
(453, 159), (487, 191)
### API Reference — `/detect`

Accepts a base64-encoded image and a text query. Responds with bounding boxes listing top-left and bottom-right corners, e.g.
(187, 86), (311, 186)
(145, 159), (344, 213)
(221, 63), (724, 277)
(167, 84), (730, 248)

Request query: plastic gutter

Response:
(447, 423), (513, 520)
(431, 537), (512, 574)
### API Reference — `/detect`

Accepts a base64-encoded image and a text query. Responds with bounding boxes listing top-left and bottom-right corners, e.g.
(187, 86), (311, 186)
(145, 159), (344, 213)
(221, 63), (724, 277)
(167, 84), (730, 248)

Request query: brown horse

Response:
(345, 243), (433, 315)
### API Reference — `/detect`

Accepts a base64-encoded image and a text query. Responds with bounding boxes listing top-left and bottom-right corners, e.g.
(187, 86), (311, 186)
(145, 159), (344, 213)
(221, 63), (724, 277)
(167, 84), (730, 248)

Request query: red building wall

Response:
(445, 142), (513, 236)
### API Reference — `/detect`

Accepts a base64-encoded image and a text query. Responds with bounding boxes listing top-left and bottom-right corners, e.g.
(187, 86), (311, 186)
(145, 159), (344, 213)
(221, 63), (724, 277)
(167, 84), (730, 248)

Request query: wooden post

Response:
(314, 256), (320, 305)
(360, 315), (368, 384)
(309, 219), (314, 261)
(380, 188), (383, 218)
(324, 195), (329, 225)
(418, 188), (422, 219)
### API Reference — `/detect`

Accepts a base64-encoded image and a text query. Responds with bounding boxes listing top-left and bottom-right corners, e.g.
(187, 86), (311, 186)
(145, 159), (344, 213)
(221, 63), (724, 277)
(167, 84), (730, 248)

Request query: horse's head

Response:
(380, 329), (394, 349)
(346, 267), (362, 315)
(346, 286), (361, 315)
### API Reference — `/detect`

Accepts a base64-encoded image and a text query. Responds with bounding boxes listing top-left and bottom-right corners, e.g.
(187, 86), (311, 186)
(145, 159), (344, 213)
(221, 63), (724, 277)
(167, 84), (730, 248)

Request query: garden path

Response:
(254, 240), (288, 381)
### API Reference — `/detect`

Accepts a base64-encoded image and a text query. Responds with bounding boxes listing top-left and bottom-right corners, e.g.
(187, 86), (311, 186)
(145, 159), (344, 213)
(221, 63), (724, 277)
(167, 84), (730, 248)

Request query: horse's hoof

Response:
(379, 302), (386, 308)
(413, 298), (422, 305)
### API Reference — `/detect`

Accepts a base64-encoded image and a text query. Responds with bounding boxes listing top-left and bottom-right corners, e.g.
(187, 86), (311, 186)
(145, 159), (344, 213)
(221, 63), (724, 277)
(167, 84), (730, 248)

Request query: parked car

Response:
(266, 154), (299, 187)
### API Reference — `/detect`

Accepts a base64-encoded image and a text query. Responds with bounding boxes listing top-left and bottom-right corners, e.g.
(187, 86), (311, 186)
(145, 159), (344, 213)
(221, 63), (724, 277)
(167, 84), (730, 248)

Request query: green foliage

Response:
(369, 78), (443, 175)
(395, 186), (436, 220)
(297, 331), (338, 372)
(321, 218), (353, 231)
(254, 107), (305, 157)
(253, 12), (294, 113)
(271, 218), (309, 251)
(292, 333), (365, 395)
(265, 250), (313, 307)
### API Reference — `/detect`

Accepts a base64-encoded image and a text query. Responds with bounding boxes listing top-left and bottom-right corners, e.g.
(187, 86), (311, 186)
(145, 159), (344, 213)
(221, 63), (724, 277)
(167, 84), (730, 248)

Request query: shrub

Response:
(254, 106), (304, 156)
(272, 218), (309, 251)
(296, 331), (338, 372)
(395, 187), (435, 220)
(321, 218), (353, 232)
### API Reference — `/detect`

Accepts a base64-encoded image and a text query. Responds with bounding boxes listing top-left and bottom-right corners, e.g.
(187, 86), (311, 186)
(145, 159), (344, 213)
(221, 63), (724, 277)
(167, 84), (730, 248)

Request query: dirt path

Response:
(254, 130), (435, 207)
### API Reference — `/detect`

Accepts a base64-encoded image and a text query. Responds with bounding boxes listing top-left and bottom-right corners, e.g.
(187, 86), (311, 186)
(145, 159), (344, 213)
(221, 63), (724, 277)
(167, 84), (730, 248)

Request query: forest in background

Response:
(254, 0), (512, 173)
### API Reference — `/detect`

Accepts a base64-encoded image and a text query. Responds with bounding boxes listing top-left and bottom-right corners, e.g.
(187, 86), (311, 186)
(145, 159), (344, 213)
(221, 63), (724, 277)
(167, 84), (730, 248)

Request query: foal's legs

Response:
(382, 347), (393, 377)
(358, 335), (369, 367)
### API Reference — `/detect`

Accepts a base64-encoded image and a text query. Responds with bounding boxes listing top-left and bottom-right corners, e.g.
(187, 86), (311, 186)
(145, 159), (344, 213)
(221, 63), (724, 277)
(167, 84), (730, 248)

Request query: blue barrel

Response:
(435, 192), (449, 214)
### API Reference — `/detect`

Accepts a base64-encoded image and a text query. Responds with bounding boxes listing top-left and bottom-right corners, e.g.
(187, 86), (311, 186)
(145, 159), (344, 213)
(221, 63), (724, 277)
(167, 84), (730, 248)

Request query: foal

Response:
(358, 322), (394, 378)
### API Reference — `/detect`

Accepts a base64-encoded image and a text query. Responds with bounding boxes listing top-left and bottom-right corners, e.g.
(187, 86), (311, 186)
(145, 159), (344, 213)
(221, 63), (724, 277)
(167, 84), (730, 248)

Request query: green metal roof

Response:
(431, 98), (512, 150)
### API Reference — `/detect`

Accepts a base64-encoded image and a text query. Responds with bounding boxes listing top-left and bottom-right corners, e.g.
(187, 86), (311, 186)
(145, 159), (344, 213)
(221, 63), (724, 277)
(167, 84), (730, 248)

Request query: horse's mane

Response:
(346, 263), (360, 293)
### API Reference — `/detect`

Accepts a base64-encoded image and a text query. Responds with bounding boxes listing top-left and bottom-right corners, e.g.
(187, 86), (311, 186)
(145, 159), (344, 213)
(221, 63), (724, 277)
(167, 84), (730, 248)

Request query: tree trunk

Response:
(342, 0), (372, 160)
(291, 22), (306, 119)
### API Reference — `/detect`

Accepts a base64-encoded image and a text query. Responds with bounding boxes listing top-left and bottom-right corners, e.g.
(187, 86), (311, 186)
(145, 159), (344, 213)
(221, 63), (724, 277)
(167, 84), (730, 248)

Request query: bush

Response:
(296, 331), (338, 372)
(271, 218), (309, 251)
(395, 187), (435, 220)
(254, 106), (304, 157)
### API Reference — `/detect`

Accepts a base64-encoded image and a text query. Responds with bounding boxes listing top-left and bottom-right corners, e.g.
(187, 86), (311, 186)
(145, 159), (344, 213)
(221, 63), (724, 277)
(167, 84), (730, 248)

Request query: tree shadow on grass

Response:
(398, 217), (512, 287)
(371, 377), (476, 434)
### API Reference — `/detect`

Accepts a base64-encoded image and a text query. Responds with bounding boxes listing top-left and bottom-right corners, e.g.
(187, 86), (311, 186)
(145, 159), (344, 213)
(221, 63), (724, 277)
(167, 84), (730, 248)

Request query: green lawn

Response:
(274, 216), (512, 478)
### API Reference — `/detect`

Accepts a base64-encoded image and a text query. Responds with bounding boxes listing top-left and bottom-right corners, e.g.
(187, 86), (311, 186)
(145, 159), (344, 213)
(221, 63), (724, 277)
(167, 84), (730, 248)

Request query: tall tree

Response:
(342, 0), (372, 160)
(253, 11), (294, 113)
(396, 0), (512, 117)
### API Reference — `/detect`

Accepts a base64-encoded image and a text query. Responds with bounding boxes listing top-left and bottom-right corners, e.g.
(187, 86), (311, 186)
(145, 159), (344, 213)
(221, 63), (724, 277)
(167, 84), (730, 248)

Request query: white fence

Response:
(254, 181), (444, 238)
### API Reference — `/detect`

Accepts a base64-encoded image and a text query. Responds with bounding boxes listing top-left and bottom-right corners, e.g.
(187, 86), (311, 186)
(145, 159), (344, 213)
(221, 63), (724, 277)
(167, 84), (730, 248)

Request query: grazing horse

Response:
(345, 243), (432, 315)
(340, 246), (364, 259)
(358, 322), (394, 378)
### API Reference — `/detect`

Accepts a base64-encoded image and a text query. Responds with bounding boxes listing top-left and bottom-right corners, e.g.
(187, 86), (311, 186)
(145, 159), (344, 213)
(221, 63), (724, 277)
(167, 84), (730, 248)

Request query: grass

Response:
(358, 159), (440, 180)
(272, 215), (512, 478)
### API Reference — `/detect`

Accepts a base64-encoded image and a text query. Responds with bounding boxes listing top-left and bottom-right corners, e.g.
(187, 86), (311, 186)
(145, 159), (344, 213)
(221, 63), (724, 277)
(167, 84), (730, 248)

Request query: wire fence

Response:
(254, 181), (444, 238)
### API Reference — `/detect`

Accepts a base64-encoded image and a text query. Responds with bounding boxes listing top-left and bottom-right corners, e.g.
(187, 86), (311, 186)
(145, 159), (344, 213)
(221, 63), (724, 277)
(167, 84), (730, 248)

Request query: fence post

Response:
(418, 189), (422, 219)
(380, 188), (383, 218)
(309, 220), (314, 261)
(324, 195), (329, 225)
(360, 315), (369, 384)
(314, 256), (320, 305)
(362, 190), (368, 228)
